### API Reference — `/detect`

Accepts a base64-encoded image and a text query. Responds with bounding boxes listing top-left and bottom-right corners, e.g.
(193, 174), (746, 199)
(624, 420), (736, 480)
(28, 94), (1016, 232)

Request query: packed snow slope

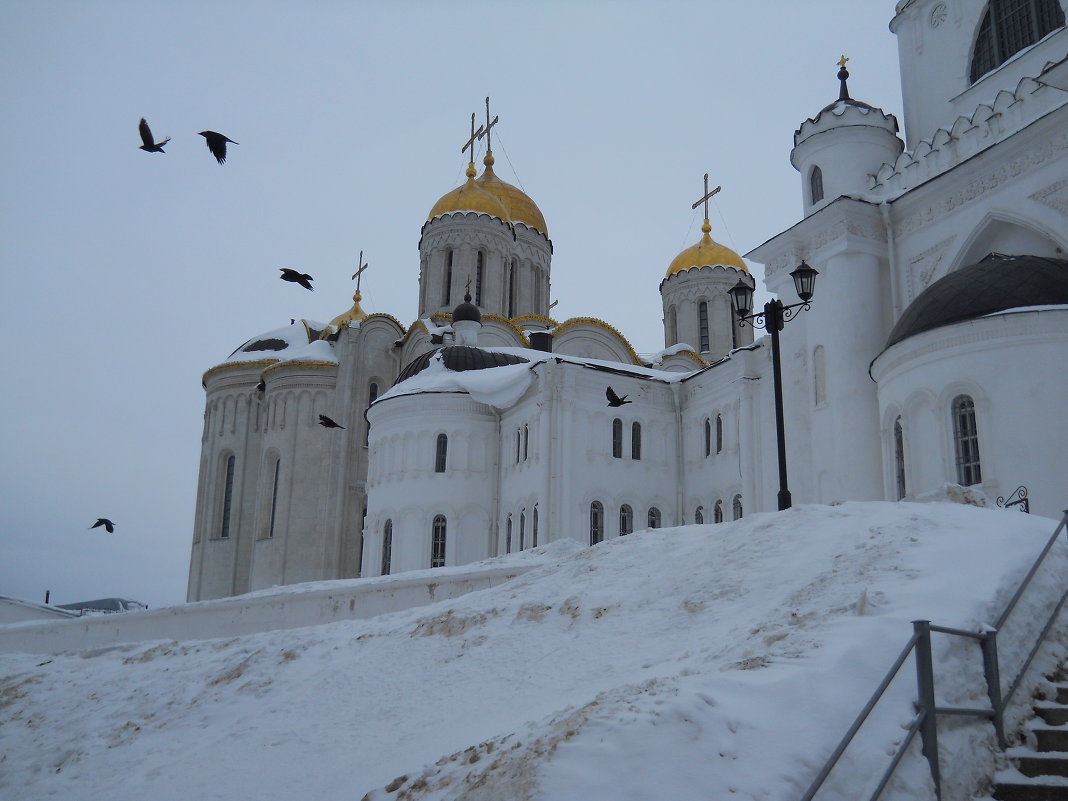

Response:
(2, 502), (1067, 801)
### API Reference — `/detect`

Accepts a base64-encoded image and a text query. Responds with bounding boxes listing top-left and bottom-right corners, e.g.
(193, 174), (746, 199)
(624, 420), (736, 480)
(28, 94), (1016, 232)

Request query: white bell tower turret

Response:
(791, 59), (904, 217)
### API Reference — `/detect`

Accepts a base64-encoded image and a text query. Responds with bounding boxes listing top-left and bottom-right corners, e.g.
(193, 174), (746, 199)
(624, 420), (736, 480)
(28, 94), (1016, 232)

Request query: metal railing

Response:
(800, 508), (1068, 801)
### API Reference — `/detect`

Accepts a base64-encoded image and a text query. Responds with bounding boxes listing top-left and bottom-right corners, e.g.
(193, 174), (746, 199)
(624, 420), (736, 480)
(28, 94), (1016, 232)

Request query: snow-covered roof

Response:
(224, 319), (333, 365)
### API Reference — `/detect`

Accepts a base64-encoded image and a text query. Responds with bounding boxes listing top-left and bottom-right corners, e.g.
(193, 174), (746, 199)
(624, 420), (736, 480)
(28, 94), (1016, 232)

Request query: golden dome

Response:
(477, 153), (548, 236)
(428, 162), (511, 223)
(328, 290), (369, 330)
(665, 220), (748, 278)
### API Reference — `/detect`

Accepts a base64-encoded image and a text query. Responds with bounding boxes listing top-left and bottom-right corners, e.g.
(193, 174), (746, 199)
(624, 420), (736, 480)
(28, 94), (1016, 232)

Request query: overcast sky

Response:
(0, 1), (904, 609)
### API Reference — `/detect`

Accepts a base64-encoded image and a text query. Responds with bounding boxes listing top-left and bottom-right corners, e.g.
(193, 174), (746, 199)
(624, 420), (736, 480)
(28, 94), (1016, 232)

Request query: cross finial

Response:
(351, 250), (369, 290)
(462, 112), (484, 160)
(465, 275), (472, 295)
(838, 54), (849, 69)
(690, 173), (722, 223)
(479, 96), (499, 154)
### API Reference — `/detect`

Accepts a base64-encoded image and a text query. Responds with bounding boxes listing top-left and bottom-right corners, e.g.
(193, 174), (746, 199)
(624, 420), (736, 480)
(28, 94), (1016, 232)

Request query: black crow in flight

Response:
(198, 130), (238, 164)
(279, 268), (314, 290)
(90, 518), (116, 533)
(138, 118), (170, 153)
(606, 386), (632, 407)
(318, 414), (345, 429)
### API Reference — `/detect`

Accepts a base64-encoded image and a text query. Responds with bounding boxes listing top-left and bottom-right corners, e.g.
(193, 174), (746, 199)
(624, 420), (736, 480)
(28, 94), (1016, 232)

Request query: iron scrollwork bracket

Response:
(996, 485), (1030, 514)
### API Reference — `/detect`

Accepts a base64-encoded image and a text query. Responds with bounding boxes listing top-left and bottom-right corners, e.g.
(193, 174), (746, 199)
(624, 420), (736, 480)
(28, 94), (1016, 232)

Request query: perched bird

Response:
(606, 386), (632, 407)
(279, 268), (314, 290)
(198, 130), (238, 164)
(137, 118), (170, 153)
(90, 518), (115, 533)
(318, 414), (345, 429)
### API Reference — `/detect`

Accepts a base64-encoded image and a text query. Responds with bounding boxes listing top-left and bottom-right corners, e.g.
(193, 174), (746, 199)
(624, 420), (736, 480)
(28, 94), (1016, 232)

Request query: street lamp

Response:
(728, 261), (819, 511)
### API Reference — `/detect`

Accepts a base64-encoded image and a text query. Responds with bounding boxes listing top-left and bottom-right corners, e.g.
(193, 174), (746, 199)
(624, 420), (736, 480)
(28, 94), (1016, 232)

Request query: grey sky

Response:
(0, 1), (903, 608)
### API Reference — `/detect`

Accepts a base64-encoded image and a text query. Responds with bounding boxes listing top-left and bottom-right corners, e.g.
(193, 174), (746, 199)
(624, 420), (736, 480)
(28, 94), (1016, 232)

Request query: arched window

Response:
(532, 505), (539, 547)
(590, 501), (604, 545)
(365, 381), (379, 445)
(381, 520), (392, 575)
(444, 249), (453, 305)
(713, 500), (723, 523)
(475, 251), (484, 306)
(667, 306), (678, 347)
(952, 395), (982, 486)
(220, 454), (236, 539)
(519, 509), (527, 550)
(699, 301), (710, 352)
(894, 417), (907, 500)
(814, 345), (827, 406)
(523, 424), (529, 461)
(431, 515), (447, 567)
(810, 165), (824, 204)
(505, 515), (513, 553)
(695, 505), (704, 525)
(267, 456), (281, 538)
(631, 422), (641, 460)
(971, 0), (1065, 83)
(715, 414), (723, 454)
(732, 495), (743, 520)
(435, 433), (447, 473)
(705, 418), (712, 457)
(620, 504), (633, 536)
(612, 418), (623, 459)
(648, 507), (661, 529)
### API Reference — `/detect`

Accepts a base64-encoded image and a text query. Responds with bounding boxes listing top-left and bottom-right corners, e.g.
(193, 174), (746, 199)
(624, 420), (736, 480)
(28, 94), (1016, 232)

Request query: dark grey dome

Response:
(885, 253), (1068, 349)
(393, 346), (529, 386)
(452, 292), (481, 324)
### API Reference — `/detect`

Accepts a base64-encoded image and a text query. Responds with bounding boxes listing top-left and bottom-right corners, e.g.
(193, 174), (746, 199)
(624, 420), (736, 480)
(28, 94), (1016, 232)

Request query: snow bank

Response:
(1, 502), (1065, 801)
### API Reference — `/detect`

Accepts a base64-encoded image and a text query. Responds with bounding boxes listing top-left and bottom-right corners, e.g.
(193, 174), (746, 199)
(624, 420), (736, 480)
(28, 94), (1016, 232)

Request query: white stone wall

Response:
(890, 0), (1068, 149)
(872, 309), (1068, 520)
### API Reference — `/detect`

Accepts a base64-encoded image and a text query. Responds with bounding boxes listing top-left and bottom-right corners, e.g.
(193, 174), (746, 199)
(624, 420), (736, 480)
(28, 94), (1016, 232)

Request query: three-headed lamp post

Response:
(728, 261), (818, 511)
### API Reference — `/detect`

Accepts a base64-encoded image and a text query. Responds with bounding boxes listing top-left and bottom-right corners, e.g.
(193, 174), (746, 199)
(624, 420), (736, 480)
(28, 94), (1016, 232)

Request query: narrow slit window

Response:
(532, 506), (539, 547)
(220, 454), (236, 539)
(699, 301), (710, 352)
(620, 504), (633, 535)
(612, 418), (623, 459)
(715, 414), (723, 454)
(519, 510), (526, 550)
(631, 422), (641, 460)
(444, 250), (453, 306)
(647, 507), (661, 529)
(435, 433), (448, 473)
(810, 165), (824, 204)
(695, 506), (704, 525)
(267, 457), (280, 538)
(952, 396), (982, 486)
(381, 520), (392, 575)
(475, 252), (484, 306)
(894, 417), (907, 500)
(732, 495), (743, 520)
(590, 501), (604, 545)
(713, 500), (723, 523)
(431, 515), (447, 567)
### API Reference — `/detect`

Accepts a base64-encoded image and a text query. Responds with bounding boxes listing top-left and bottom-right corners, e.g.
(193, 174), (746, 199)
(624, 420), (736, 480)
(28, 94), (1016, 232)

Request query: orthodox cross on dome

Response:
(479, 96), (499, 154)
(461, 112), (484, 160)
(837, 54), (852, 100)
(351, 250), (369, 291)
(690, 173), (722, 224)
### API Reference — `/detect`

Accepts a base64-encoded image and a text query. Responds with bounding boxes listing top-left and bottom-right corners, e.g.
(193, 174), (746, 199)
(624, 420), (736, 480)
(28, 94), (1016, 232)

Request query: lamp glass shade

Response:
(728, 279), (754, 318)
(790, 261), (818, 302)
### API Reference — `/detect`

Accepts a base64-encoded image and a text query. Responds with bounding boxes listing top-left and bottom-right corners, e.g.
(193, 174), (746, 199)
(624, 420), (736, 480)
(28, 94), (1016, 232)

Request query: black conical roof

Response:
(885, 253), (1068, 349)
(393, 346), (530, 387)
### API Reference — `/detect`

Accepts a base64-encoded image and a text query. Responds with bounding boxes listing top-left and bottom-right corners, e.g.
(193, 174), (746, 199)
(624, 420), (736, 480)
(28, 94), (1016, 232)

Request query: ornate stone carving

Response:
(1030, 178), (1068, 218)
(905, 235), (956, 302)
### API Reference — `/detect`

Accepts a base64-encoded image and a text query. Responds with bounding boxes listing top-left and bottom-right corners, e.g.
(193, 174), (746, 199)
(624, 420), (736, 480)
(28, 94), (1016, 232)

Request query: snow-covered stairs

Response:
(993, 681), (1068, 800)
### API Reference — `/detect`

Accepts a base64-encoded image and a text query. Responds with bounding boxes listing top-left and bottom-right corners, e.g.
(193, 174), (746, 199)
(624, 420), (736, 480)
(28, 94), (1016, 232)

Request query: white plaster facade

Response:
(188, 1), (1068, 600)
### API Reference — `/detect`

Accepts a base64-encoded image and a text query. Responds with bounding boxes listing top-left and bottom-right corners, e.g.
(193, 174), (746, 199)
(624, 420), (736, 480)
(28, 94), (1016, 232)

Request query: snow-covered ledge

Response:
(0, 554), (555, 655)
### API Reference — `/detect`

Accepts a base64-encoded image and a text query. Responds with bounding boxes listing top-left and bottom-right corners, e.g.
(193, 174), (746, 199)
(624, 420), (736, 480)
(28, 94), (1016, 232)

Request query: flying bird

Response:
(90, 518), (115, 533)
(137, 118), (170, 153)
(606, 386), (632, 407)
(279, 268), (314, 290)
(198, 130), (238, 164)
(318, 414), (345, 429)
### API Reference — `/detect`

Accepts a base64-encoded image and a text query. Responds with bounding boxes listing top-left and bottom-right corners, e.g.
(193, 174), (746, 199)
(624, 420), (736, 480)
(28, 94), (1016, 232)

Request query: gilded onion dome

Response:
(477, 152), (548, 236)
(665, 219), (748, 278)
(427, 162), (511, 223)
(328, 290), (369, 329)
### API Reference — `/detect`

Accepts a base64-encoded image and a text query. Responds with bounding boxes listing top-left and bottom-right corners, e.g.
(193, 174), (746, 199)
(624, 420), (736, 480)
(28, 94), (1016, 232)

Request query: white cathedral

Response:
(187, 0), (1068, 602)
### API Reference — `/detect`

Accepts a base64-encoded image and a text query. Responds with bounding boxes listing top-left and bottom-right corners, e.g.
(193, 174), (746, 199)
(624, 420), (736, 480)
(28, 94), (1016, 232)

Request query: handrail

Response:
(799, 509), (1068, 801)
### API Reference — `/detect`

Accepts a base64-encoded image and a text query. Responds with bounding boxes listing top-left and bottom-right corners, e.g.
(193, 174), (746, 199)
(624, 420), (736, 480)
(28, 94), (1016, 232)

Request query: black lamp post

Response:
(729, 261), (818, 511)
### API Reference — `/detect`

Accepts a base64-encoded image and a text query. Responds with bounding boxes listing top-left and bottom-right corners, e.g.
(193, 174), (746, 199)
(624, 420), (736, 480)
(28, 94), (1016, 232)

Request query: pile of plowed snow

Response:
(2, 502), (1066, 801)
